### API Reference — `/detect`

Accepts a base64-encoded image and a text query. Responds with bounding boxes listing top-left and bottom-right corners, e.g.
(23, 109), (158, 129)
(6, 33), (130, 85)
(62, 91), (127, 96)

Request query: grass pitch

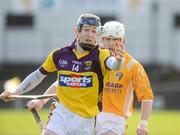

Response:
(0, 109), (179, 135)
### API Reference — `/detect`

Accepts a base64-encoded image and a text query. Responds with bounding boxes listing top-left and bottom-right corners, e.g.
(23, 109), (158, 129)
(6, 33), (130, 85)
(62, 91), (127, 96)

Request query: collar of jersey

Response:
(72, 49), (90, 59)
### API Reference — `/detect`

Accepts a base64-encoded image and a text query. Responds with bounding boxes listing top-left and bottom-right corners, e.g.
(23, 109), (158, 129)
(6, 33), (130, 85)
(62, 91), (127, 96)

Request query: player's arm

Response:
(16, 69), (47, 94)
(106, 56), (124, 70)
(41, 81), (57, 104)
(0, 69), (47, 101)
(0, 50), (57, 101)
(100, 48), (124, 73)
(106, 41), (124, 70)
(137, 100), (153, 135)
(132, 63), (154, 135)
(26, 81), (57, 110)
(140, 100), (153, 121)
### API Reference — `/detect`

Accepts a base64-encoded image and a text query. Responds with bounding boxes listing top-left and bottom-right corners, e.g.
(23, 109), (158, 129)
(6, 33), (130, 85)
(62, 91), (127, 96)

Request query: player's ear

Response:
(122, 39), (126, 46)
(74, 27), (79, 34)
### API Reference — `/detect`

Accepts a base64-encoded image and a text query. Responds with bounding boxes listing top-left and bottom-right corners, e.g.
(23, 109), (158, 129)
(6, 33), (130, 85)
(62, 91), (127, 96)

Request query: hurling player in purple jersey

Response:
(0, 14), (124, 135)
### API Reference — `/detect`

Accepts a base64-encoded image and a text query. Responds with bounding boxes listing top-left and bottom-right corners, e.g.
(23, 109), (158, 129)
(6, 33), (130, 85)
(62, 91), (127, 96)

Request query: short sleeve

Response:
(132, 63), (154, 102)
(39, 49), (58, 74)
(99, 48), (111, 76)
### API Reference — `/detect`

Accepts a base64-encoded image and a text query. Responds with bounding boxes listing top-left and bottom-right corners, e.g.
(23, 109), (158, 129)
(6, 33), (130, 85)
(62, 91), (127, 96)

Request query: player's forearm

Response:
(106, 56), (124, 70)
(16, 69), (46, 94)
(137, 100), (153, 134)
(42, 82), (57, 104)
(140, 100), (153, 121)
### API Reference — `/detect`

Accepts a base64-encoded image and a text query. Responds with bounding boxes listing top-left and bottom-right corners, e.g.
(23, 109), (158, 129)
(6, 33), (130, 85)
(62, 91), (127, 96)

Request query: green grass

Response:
(126, 110), (180, 135)
(0, 109), (180, 135)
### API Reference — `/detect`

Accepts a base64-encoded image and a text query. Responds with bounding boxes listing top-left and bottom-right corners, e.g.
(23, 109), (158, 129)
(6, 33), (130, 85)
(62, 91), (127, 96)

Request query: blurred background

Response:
(0, 0), (180, 135)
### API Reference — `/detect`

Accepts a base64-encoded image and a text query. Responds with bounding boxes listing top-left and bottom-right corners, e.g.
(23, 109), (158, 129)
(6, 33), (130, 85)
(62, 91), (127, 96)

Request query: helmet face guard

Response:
(79, 43), (96, 51)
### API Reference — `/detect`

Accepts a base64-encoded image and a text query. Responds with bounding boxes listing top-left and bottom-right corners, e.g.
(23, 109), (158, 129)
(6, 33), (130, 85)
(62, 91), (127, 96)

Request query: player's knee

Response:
(41, 128), (58, 135)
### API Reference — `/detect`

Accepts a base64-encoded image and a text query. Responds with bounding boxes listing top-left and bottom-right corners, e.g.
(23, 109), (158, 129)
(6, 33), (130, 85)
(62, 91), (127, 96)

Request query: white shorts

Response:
(95, 112), (126, 135)
(45, 101), (95, 135)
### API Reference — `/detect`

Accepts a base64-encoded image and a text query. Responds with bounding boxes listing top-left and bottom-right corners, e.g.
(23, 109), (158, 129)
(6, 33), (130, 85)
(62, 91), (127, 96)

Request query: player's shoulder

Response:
(52, 48), (61, 53)
(98, 48), (110, 60)
(45, 45), (71, 62)
(51, 44), (73, 55)
(51, 39), (76, 54)
(47, 48), (61, 58)
(98, 46), (110, 54)
(124, 52), (142, 71)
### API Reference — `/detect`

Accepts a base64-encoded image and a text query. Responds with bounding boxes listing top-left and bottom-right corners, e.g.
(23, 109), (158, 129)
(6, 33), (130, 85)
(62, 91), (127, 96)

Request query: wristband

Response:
(139, 120), (148, 127)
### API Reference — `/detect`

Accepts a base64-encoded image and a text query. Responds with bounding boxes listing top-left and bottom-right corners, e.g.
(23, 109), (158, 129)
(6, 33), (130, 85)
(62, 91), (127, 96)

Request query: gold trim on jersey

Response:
(123, 80), (133, 117)
(72, 49), (90, 59)
(126, 59), (137, 71)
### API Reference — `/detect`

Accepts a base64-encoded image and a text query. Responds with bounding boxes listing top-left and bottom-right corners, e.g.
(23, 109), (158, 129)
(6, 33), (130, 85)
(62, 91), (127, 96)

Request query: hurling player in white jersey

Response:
(95, 21), (154, 135)
(0, 14), (124, 135)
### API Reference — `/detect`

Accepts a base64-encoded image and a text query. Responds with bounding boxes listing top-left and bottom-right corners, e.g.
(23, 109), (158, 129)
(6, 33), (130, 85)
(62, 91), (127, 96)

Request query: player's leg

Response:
(41, 129), (59, 135)
(43, 101), (67, 135)
(95, 112), (126, 135)
(98, 130), (119, 135)
(97, 130), (123, 135)
(46, 101), (95, 135)
(75, 116), (96, 135)
(58, 102), (96, 135)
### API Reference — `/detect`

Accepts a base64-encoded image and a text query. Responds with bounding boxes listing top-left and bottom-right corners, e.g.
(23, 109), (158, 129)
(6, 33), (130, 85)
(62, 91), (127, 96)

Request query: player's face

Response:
(77, 25), (97, 45)
(102, 37), (124, 51)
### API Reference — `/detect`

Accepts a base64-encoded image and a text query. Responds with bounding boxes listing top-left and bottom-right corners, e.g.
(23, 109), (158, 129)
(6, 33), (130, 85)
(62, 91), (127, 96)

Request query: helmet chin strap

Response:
(77, 39), (96, 51)
(79, 42), (96, 51)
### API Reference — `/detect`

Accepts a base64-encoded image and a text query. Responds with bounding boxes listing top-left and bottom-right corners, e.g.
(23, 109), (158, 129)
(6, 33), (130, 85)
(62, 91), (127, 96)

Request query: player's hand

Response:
(112, 41), (124, 61)
(26, 99), (45, 111)
(0, 91), (17, 102)
(136, 125), (148, 135)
